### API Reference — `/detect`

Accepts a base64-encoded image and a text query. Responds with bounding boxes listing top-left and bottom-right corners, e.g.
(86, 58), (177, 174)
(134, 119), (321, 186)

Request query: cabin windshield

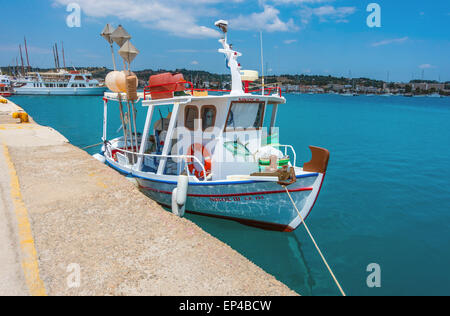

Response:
(225, 101), (265, 131)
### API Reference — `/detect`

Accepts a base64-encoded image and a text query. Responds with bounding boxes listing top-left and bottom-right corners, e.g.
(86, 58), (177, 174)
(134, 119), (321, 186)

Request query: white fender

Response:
(92, 153), (106, 164)
(176, 175), (189, 206)
(172, 188), (186, 217)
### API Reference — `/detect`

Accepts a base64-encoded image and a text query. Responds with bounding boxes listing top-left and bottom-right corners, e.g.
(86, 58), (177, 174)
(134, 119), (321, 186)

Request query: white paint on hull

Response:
(13, 87), (107, 96)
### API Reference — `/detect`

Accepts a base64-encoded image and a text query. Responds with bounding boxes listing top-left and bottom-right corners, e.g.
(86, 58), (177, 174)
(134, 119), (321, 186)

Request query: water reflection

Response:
(185, 212), (316, 296)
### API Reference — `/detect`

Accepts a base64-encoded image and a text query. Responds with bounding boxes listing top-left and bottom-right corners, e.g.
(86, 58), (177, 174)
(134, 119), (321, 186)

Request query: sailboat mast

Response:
(19, 45), (25, 76)
(24, 37), (31, 73)
(62, 41), (66, 69)
(55, 43), (60, 70)
(260, 31), (265, 95)
(52, 45), (58, 70)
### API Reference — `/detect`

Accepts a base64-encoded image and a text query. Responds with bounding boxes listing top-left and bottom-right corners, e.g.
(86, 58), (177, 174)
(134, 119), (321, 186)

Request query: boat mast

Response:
(52, 45), (58, 71)
(61, 41), (66, 69)
(55, 43), (61, 70)
(19, 45), (25, 76)
(260, 31), (265, 95)
(215, 20), (243, 96)
(24, 37), (31, 73)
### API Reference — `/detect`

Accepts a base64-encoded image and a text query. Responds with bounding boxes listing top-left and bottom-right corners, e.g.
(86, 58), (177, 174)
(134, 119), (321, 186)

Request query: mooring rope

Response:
(283, 185), (347, 296)
(81, 142), (103, 150)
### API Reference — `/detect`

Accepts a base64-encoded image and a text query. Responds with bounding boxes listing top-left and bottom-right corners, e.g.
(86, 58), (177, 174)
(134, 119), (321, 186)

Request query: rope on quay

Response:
(283, 185), (347, 297)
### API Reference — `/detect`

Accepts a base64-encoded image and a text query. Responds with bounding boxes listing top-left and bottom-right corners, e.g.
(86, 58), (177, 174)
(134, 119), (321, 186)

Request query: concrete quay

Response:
(0, 96), (297, 296)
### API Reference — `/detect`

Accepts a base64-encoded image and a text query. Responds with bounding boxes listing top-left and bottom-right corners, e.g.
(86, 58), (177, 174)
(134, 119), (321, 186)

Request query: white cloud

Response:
(52, 0), (227, 38)
(191, 60), (199, 65)
(269, 0), (333, 4)
(418, 64), (435, 69)
(299, 5), (356, 24)
(230, 5), (298, 32)
(371, 37), (409, 47)
(283, 39), (298, 44)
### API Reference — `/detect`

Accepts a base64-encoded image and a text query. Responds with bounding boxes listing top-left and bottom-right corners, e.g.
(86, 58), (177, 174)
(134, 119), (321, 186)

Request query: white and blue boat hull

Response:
(104, 157), (325, 232)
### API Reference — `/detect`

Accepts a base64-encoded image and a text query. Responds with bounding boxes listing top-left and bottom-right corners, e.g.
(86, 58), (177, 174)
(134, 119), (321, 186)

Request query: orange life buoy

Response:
(187, 143), (212, 178)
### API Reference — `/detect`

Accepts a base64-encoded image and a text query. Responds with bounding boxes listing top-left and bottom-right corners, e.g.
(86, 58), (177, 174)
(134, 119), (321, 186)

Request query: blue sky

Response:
(0, 0), (449, 82)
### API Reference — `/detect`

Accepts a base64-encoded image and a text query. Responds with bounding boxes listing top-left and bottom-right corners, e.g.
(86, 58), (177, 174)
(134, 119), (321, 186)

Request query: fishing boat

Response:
(95, 21), (330, 232)
(0, 74), (13, 97)
(11, 69), (107, 96)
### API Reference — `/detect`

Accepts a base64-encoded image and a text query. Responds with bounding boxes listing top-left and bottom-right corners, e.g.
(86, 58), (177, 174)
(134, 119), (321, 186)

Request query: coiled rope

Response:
(283, 185), (346, 296)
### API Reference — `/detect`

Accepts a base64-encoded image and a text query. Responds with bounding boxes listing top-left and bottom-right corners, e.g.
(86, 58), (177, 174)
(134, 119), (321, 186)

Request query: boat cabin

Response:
(101, 33), (294, 184)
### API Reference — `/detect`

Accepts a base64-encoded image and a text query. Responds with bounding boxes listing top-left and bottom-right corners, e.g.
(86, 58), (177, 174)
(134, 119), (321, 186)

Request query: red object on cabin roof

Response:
(148, 73), (186, 100)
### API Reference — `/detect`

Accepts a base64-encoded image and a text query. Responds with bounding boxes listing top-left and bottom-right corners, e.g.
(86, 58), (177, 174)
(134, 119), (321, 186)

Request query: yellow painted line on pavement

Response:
(1, 143), (47, 296)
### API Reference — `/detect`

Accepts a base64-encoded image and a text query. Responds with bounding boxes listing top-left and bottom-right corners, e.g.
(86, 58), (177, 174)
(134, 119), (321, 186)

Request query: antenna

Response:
(215, 19), (244, 95)
(215, 20), (228, 41)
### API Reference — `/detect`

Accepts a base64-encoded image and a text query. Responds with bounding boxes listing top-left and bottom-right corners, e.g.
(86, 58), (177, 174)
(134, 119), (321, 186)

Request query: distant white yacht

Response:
(0, 74), (13, 97)
(12, 69), (107, 96)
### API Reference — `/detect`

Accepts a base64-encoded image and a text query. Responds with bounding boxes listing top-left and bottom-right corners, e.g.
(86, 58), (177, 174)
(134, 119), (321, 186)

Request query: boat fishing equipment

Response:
(147, 73), (186, 100)
(101, 24), (117, 71)
(105, 71), (126, 93)
(118, 40), (139, 71)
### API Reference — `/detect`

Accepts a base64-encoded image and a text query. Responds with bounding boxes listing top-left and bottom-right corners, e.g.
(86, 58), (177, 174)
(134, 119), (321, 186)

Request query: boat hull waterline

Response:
(13, 87), (108, 96)
(105, 158), (325, 232)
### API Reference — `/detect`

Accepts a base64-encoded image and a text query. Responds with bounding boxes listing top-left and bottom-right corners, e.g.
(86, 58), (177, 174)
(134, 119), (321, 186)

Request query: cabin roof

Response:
(103, 92), (286, 106)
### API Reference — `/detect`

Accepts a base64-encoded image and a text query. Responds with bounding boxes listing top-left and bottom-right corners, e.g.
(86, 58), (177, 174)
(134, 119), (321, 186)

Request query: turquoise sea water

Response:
(10, 94), (450, 296)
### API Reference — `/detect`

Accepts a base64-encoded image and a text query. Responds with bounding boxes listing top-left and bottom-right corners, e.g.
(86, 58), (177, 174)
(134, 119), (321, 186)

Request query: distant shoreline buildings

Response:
(1, 66), (449, 96)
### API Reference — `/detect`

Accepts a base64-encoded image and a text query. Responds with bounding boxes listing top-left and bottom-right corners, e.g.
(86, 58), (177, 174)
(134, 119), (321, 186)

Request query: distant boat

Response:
(428, 93), (442, 98)
(11, 69), (107, 96)
(0, 74), (13, 97)
(381, 93), (394, 97)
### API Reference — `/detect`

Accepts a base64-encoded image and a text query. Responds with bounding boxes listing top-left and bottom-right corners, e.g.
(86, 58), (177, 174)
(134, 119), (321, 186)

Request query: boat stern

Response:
(286, 146), (330, 231)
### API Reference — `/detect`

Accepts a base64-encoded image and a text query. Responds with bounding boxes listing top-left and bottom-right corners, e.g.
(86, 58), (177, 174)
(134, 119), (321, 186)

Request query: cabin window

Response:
(74, 76), (84, 81)
(185, 106), (199, 131)
(225, 101), (265, 131)
(201, 105), (216, 132)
